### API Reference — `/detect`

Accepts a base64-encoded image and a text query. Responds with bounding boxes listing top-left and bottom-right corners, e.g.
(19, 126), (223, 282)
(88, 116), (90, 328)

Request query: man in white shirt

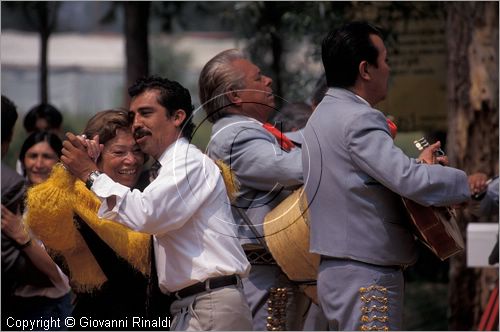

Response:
(61, 76), (252, 331)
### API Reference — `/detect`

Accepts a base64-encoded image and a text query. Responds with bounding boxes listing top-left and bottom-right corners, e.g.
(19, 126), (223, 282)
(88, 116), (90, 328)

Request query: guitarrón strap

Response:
(234, 207), (271, 253)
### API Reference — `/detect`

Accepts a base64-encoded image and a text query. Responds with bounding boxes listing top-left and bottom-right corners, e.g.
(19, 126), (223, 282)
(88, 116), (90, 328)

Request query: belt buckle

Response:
(246, 250), (276, 265)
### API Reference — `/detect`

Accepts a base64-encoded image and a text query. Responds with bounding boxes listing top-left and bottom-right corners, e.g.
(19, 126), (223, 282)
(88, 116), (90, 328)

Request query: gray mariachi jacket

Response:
(207, 114), (303, 247)
(302, 88), (471, 266)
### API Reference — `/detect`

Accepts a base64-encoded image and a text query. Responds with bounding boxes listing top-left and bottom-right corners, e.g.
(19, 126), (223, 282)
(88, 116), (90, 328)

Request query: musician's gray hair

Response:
(198, 49), (247, 123)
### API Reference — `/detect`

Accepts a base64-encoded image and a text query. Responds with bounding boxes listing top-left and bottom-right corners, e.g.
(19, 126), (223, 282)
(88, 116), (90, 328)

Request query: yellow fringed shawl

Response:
(26, 163), (151, 292)
(214, 159), (240, 203)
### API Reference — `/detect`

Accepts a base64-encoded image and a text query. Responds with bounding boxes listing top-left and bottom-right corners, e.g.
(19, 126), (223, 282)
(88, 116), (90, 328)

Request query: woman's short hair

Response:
(83, 109), (132, 146)
(83, 108), (148, 164)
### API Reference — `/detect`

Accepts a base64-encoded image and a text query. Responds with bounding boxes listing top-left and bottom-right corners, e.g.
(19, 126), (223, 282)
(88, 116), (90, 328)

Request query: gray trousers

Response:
(170, 283), (252, 331)
(242, 264), (310, 330)
(317, 258), (404, 331)
(303, 302), (329, 331)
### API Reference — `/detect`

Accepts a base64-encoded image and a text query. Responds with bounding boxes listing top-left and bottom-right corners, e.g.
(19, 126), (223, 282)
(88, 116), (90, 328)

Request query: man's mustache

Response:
(134, 128), (152, 139)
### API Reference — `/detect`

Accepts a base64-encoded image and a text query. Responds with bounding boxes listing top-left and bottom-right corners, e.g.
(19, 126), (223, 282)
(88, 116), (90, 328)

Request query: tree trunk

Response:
(38, 4), (49, 104)
(270, 30), (283, 107)
(446, 2), (499, 330)
(263, 2), (284, 108)
(124, 1), (150, 105)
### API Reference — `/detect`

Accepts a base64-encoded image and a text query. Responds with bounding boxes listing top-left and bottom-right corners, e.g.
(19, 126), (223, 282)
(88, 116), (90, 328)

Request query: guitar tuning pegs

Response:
(414, 137), (430, 151)
(413, 137), (446, 156)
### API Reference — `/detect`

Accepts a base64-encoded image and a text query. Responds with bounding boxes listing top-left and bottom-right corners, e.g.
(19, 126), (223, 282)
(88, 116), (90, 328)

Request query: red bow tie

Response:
(386, 118), (398, 139)
(262, 123), (296, 151)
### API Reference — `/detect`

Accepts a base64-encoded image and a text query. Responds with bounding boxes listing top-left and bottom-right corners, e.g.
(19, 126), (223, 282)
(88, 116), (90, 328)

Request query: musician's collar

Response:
(354, 94), (370, 106)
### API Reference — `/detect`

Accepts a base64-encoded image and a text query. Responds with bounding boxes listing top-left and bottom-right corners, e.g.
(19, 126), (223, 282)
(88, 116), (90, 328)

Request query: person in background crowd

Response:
(469, 172), (499, 217)
(1, 95), (25, 214)
(272, 102), (313, 133)
(468, 172), (499, 265)
(271, 102), (313, 146)
(273, 74), (328, 147)
(23, 103), (64, 136)
(19, 131), (63, 187)
(16, 103), (64, 175)
(302, 21), (471, 330)
(2, 95), (72, 330)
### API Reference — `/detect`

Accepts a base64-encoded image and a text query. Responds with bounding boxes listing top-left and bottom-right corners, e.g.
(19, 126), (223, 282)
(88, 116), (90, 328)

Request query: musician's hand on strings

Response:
(468, 172), (488, 193)
(436, 155), (449, 166)
(418, 141), (447, 165)
(468, 172), (489, 198)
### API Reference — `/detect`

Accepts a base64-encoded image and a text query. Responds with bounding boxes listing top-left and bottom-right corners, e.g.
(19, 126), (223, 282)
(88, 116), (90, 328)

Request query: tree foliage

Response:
(221, 1), (446, 104)
(220, 2), (497, 329)
(123, 2), (150, 105)
(3, 2), (60, 103)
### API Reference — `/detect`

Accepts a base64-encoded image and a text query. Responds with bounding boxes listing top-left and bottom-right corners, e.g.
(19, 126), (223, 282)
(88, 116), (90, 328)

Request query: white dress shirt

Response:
(92, 137), (250, 293)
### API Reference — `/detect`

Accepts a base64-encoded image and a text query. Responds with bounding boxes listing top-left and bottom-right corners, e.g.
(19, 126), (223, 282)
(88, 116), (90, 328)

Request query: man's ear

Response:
(359, 60), (371, 81)
(227, 89), (242, 105)
(172, 109), (187, 127)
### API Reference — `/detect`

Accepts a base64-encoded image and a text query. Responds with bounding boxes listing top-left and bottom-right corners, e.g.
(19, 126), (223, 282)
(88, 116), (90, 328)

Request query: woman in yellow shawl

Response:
(26, 109), (170, 327)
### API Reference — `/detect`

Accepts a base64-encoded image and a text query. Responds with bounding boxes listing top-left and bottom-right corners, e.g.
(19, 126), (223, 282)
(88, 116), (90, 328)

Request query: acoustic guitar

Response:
(401, 137), (465, 261)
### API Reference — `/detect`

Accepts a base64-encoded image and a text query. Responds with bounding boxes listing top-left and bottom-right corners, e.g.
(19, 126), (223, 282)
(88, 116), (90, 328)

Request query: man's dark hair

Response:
(2, 95), (18, 143)
(23, 103), (63, 133)
(322, 21), (383, 88)
(128, 76), (195, 140)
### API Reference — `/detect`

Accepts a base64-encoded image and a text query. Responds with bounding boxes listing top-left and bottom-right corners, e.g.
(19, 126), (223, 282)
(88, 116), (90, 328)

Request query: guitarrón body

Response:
(401, 137), (465, 261)
(402, 197), (464, 260)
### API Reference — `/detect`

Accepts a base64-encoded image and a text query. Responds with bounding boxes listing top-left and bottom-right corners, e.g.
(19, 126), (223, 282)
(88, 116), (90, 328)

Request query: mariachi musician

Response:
(302, 22), (471, 331)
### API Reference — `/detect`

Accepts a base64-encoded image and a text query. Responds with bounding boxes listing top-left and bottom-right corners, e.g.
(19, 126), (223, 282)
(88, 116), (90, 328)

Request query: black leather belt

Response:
(173, 275), (239, 300)
(320, 256), (408, 270)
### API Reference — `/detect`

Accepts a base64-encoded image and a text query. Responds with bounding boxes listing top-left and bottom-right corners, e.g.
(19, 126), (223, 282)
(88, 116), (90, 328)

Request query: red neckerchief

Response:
(386, 118), (398, 139)
(262, 123), (296, 152)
